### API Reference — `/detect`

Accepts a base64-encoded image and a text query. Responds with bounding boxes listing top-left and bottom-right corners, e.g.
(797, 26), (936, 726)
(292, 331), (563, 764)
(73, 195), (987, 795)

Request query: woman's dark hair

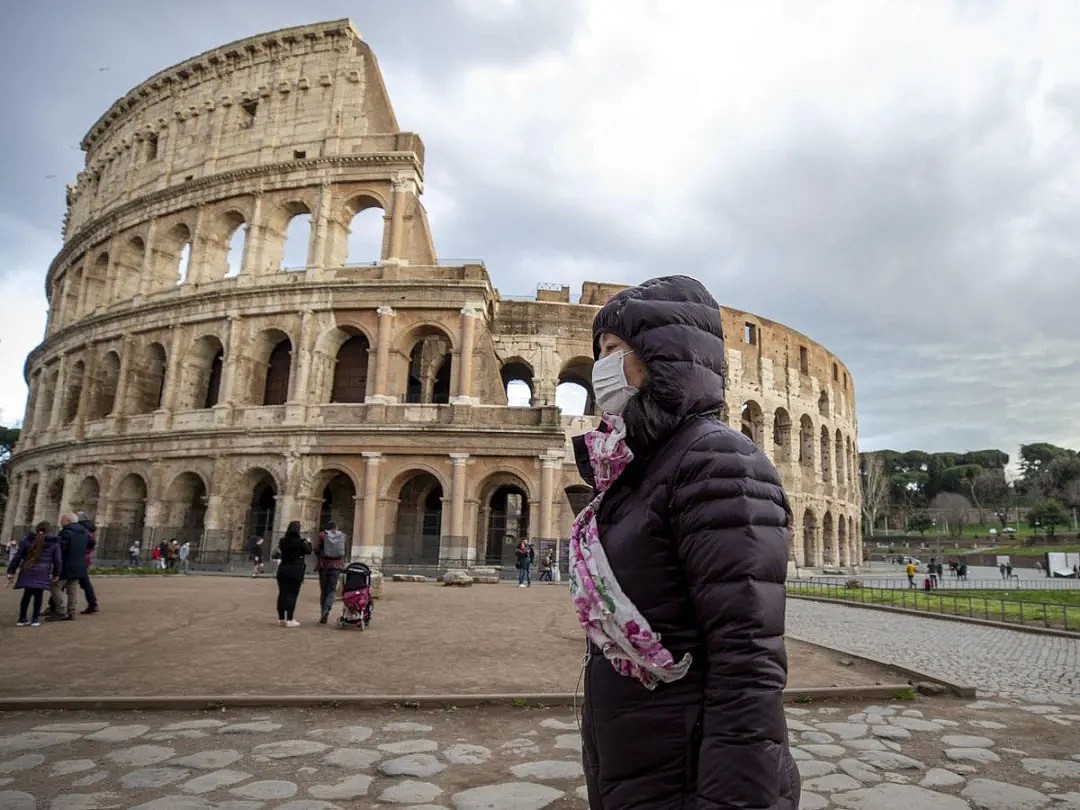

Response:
(284, 520), (303, 539)
(24, 521), (51, 570)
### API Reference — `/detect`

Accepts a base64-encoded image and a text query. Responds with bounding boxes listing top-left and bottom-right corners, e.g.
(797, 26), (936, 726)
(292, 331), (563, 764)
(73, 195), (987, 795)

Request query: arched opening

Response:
(62, 271), (80, 324)
(740, 401), (764, 446)
(390, 472), (443, 564)
(224, 222), (248, 278)
(84, 254), (107, 314)
(319, 473), (356, 556)
(88, 351), (121, 420)
(280, 211), (312, 271)
(838, 514), (849, 566)
(835, 429), (845, 489)
(820, 426), (832, 485)
(243, 469), (278, 544)
(331, 333), (370, 403)
(772, 408), (792, 463)
(501, 359), (534, 407)
(802, 509), (818, 568)
(345, 202), (385, 265)
(164, 472), (207, 544)
(113, 473), (148, 535)
(43, 478), (64, 525)
(153, 224), (192, 288)
(480, 478), (531, 567)
(177, 336), (225, 411)
(177, 243), (192, 285)
(23, 484), (38, 524)
(113, 236), (145, 301)
(73, 476), (100, 519)
(822, 511), (836, 567)
(63, 360), (85, 424)
(557, 357), (595, 416)
(818, 389), (830, 418)
(202, 211), (248, 279)
(798, 415), (814, 469)
(134, 342), (167, 414)
(404, 330), (452, 404)
(263, 338), (292, 406)
(38, 369), (58, 428)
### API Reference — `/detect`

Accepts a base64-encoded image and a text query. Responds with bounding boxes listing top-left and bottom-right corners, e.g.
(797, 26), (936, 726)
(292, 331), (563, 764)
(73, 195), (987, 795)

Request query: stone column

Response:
(369, 306), (397, 404)
(32, 469), (52, 524)
(386, 176), (415, 263)
(240, 192), (264, 279)
(448, 453), (469, 564)
(286, 310), (316, 418)
(48, 354), (68, 431)
(136, 219), (158, 299)
(74, 349), (99, 437)
(58, 471), (81, 517)
(154, 327), (186, 431)
(311, 181), (333, 269)
(217, 315), (244, 407)
(2, 474), (24, 538)
(110, 334), (136, 420)
(359, 452), (383, 562)
(539, 452), (562, 541)
(450, 306), (480, 405)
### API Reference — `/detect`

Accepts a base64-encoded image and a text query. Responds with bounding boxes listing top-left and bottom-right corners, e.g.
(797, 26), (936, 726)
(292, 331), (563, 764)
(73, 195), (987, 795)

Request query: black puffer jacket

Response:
(577, 276), (799, 809)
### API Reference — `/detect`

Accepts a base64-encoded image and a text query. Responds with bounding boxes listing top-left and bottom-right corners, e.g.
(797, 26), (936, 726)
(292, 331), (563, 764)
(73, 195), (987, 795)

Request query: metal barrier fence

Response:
(787, 580), (1080, 632)
(805, 575), (1080, 591)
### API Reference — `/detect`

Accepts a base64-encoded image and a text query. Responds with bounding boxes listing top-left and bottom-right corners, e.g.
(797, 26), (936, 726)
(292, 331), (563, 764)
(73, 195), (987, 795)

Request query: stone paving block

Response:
(308, 774), (374, 800)
(960, 778), (1051, 810)
(85, 725), (150, 742)
(179, 769), (252, 794)
(379, 753), (446, 778)
(509, 760), (584, 781)
(379, 779), (443, 804)
(450, 782), (564, 809)
(833, 783), (970, 809)
(229, 779), (299, 800)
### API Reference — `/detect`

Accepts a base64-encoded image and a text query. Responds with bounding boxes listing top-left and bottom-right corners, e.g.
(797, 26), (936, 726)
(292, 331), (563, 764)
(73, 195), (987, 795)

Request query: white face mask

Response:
(592, 350), (639, 415)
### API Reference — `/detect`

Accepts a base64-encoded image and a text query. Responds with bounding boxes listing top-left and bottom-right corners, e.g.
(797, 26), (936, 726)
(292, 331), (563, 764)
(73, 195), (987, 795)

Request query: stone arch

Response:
(198, 208), (248, 279)
(822, 510), (836, 566)
(113, 235), (145, 302)
(240, 467), (279, 543)
(62, 359), (85, 424)
(83, 253), (108, 315)
(772, 408), (792, 463)
(500, 357), (534, 407)
(557, 356), (595, 416)
(317, 471), (357, 554)
(400, 325), (453, 404)
(153, 223), (194, 287)
(344, 194), (386, 265)
(802, 508), (818, 567)
(818, 389), (830, 418)
(23, 482), (39, 524)
(177, 334), (225, 410)
(820, 426), (832, 485)
(263, 336), (293, 406)
(112, 473), (148, 531)
(476, 470), (534, 566)
(330, 330), (371, 403)
(42, 476), (63, 525)
(163, 471), (208, 541)
(270, 200), (314, 271)
(740, 400), (765, 446)
(39, 367), (59, 429)
(72, 475), (101, 518)
(61, 268), (81, 325)
(835, 429), (845, 490)
(133, 341), (167, 414)
(387, 469), (444, 564)
(241, 327), (294, 407)
(88, 350), (121, 420)
(798, 415), (814, 469)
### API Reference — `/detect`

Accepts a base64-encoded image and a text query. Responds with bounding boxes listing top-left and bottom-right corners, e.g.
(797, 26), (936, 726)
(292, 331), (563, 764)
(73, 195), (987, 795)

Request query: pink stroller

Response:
(337, 562), (373, 630)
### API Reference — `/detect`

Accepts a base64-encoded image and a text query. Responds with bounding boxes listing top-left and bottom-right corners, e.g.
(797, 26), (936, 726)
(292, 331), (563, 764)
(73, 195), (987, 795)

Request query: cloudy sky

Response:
(1, 0), (1078, 463)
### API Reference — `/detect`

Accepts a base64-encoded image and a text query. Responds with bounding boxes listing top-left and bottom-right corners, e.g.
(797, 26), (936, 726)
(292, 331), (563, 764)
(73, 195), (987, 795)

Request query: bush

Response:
(845, 579), (863, 589)
(88, 566), (179, 576)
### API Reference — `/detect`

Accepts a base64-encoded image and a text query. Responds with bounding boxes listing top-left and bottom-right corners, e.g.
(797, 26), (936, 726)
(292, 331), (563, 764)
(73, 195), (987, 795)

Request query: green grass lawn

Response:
(972, 545), (1080, 556)
(787, 584), (1080, 631)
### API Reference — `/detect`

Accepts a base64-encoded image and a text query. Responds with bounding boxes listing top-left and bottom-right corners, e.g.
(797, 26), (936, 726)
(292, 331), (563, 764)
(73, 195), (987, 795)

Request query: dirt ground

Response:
(0, 576), (903, 697)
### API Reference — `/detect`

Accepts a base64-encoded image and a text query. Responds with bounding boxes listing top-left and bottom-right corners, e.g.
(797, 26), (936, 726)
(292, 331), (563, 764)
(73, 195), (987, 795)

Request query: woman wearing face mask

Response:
(571, 275), (800, 809)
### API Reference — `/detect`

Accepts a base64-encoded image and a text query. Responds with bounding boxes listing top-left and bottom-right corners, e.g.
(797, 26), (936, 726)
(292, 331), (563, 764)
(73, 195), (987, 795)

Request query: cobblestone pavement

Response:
(2, 698), (1079, 809)
(787, 600), (1080, 704)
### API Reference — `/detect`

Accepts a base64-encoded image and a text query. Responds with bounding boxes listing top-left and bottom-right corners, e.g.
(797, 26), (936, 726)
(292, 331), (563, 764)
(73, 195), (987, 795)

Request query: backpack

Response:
(321, 530), (345, 559)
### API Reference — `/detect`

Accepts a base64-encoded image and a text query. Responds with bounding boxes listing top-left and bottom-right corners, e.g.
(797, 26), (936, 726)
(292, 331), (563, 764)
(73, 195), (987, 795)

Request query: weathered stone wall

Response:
(5, 20), (860, 571)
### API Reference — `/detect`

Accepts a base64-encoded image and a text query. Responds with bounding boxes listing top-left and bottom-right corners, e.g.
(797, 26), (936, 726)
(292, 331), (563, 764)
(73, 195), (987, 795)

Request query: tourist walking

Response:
(571, 275), (799, 808)
(928, 558), (939, 587)
(999, 562), (1007, 580)
(274, 521), (312, 627)
(906, 560), (917, 588)
(179, 541), (191, 573)
(249, 535), (265, 577)
(128, 540), (141, 567)
(75, 511), (99, 614)
(1006, 562), (1013, 580)
(515, 539), (532, 588)
(314, 521), (347, 624)
(48, 514), (92, 621)
(6, 522), (62, 627)
(538, 549), (555, 582)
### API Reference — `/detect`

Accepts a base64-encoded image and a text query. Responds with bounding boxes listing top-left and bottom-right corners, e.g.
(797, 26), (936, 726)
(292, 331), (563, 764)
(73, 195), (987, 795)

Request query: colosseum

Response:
(3, 19), (861, 573)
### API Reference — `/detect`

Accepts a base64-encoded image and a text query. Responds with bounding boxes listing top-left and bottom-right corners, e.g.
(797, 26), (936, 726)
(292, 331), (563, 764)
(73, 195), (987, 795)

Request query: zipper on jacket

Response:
(685, 710), (704, 792)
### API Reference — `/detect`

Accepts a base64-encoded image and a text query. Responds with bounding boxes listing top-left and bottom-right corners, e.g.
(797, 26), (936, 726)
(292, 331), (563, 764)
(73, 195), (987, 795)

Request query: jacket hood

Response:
(592, 275), (726, 423)
(63, 522), (91, 539)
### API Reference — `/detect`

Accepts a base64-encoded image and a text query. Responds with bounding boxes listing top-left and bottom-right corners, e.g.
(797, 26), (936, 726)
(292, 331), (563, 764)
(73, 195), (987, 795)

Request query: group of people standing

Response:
(5, 512), (100, 625)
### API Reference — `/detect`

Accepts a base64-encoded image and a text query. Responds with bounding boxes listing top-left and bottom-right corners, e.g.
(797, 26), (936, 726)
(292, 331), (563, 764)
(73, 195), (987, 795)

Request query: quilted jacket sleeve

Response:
(670, 427), (792, 810)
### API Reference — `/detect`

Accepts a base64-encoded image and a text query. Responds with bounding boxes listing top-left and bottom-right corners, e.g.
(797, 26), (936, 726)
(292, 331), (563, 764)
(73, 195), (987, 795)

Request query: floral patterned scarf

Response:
(569, 414), (693, 690)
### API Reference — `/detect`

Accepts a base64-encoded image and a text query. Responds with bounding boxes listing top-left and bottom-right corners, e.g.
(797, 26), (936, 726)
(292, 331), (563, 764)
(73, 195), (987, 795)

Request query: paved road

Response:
(786, 599), (1080, 704)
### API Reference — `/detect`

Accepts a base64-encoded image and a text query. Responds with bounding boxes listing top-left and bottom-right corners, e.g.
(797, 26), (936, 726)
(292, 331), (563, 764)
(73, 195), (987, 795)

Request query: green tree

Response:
(1028, 499), (1070, 537)
(908, 512), (934, 535)
(0, 426), (20, 527)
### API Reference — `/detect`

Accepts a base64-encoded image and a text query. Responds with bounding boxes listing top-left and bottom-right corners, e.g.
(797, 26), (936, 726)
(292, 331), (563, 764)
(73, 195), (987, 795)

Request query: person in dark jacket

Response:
(6, 522), (62, 626)
(275, 521), (312, 627)
(49, 513), (92, 621)
(570, 275), (799, 809)
(75, 511), (100, 614)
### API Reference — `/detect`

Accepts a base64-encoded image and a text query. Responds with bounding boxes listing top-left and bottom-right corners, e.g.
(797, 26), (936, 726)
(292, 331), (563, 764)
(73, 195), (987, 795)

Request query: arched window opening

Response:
(73, 477), (100, 520)
(39, 370), (58, 428)
(134, 343), (167, 414)
(484, 484), (531, 566)
(331, 334), (370, 403)
(740, 401), (764, 446)
(89, 351), (121, 420)
(405, 333), (452, 404)
(176, 242), (192, 285)
(345, 205), (385, 265)
(164, 473), (207, 544)
(204, 349), (224, 408)
(224, 223), (247, 278)
(244, 472), (277, 544)
(113, 474), (148, 532)
(772, 408), (792, 463)
(802, 509), (818, 568)
(263, 339), (292, 405)
(84, 254), (108, 314)
(280, 212), (312, 271)
(798, 415), (814, 468)
(820, 426), (832, 485)
(391, 472), (443, 565)
(319, 473), (356, 555)
(177, 336), (224, 411)
(557, 358), (595, 416)
(23, 484), (38, 524)
(63, 360), (85, 424)
(818, 389), (830, 418)
(114, 236), (145, 301)
(65, 269), (83, 321)
(501, 360), (534, 407)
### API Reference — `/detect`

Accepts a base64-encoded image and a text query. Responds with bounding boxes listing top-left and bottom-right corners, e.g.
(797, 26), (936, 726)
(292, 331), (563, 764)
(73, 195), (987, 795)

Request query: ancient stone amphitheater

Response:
(4, 20), (861, 571)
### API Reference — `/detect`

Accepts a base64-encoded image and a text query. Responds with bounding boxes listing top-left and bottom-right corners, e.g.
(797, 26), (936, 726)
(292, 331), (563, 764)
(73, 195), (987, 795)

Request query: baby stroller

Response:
(338, 562), (373, 631)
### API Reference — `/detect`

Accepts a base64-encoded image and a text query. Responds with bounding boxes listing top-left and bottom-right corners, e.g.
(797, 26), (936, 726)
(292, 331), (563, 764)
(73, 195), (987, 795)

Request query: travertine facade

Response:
(4, 20), (861, 570)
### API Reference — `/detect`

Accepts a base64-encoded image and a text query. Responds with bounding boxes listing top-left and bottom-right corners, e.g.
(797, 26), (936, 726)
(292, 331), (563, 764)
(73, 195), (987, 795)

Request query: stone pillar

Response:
(58, 471), (81, 518)
(359, 452), (383, 561)
(2, 474), (24, 538)
(311, 181), (333, 269)
(110, 334), (136, 420)
(240, 193), (264, 278)
(74, 349), (98, 437)
(136, 219), (158, 299)
(48, 354), (68, 431)
(286, 310), (316, 419)
(369, 306), (397, 404)
(32, 470), (52, 524)
(448, 453), (469, 564)
(450, 306), (480, 405)
(154, 327), (186, 432)
(217, 315), (244, 407)
(539, 452), (562, 541)
(386, 176), (415, 263)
